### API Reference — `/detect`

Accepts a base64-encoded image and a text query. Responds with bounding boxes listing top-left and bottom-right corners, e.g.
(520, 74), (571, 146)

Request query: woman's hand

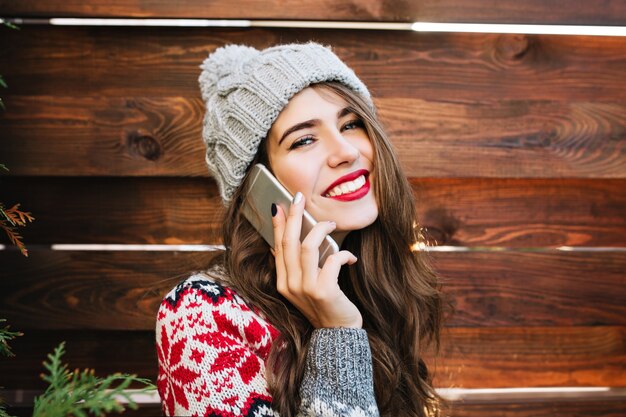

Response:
(271, 192), (363, 329)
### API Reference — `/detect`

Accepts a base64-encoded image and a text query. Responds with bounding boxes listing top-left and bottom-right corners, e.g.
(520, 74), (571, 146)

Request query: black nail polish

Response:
(271, 203), (277, 217)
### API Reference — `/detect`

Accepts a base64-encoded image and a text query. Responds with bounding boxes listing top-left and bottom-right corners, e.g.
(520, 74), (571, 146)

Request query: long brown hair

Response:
(203, 81), (448, 416)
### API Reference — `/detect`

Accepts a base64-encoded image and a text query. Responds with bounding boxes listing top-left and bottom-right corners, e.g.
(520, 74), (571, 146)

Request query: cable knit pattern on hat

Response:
(156, 270), (380, 416)
(198, 42), (374, 205)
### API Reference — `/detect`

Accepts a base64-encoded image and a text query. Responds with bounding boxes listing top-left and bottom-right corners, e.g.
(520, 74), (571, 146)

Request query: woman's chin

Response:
(334, 212), (379, 233)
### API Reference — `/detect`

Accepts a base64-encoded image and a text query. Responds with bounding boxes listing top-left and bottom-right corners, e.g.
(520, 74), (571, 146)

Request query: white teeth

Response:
(325, 175), (366, 197)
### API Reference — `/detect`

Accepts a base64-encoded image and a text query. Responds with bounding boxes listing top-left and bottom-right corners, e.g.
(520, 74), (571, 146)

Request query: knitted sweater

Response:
(156, 272), (380, 416)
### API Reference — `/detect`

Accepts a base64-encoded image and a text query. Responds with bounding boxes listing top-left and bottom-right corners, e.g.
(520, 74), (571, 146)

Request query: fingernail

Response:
(328, 221), (336, 227)
(292, 192), (303, 204)
(271, 203), (277, 217)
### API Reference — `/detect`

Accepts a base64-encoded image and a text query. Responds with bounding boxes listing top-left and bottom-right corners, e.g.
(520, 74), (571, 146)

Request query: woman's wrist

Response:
(302, 327), (376, 407)
(315, 318), (362, 329)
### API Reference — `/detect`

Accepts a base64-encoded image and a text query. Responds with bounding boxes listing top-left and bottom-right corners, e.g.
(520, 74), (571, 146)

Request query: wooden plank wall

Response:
(1, 1), (625, 415)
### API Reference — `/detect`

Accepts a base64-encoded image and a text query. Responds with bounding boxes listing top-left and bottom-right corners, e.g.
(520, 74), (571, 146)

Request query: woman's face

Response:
(267, 86), (378, 234)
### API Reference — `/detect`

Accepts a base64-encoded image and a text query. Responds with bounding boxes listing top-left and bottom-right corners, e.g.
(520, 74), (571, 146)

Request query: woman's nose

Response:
(326, 130), (360, 167)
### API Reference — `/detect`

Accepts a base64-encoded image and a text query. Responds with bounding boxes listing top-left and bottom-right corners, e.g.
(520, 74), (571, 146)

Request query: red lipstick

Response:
(322, 169), (369, 195)
(322, 169), (371, 202)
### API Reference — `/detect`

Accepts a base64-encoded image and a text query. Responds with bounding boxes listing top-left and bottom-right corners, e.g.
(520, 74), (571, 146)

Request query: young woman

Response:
(156, 42), (447, 417)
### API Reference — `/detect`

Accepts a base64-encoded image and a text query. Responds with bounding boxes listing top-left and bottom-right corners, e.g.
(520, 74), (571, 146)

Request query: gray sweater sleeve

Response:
(298, 328), (380, 417)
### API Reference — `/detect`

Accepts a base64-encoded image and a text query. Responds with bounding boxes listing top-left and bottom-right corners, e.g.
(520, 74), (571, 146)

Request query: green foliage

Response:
(0, 401), (15, 417)
(0, 319), (23, 358)
(0, 319), (22, 417)
(0, 75), (5, 110)
(0, 17), (16, 110)
(0, 200), (35, 257)
(33, 342), (156, 417)
(0, 18), (19, 30)
(0, 20), (33, 255)
(0, 20), (32, 255)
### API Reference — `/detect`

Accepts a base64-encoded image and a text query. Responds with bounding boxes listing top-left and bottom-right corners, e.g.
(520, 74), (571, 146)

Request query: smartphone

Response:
(242, 163), (339, 268)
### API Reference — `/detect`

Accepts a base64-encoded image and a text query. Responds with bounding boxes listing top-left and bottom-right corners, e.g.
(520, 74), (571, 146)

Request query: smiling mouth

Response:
(322, 172), (371, 202)
(324, 174), (367, 197)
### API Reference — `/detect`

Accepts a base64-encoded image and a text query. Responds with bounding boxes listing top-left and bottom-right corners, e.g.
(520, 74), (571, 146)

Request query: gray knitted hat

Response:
(198, 41), (374, 205)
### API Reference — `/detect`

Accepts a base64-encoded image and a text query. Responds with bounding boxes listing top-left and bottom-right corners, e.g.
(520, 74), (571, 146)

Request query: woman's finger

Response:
(271, 203), (288, 296)
(300, 220), (337, 294)
(282, 192), (305, 294)
(316, 250), (358, 298)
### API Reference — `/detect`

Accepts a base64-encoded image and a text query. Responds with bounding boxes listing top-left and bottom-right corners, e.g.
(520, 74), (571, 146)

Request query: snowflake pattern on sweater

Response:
(156, 274), (280, 416)
(156, 272), (380, 417)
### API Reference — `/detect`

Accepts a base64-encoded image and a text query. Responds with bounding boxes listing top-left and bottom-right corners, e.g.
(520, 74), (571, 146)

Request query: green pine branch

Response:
(0, 78), (5, 110)
(0, 18), (20, 30)
(0, 319), (22, 417)
(0, 201), (34, 257)
(33, 342), (156, 417)
(0, 401), (15, 417)
(1, 73), (5, 110)
(0, 17), (20, 110)
(1, 165), (35, 257)
(0, 17), (33, 256)
(0, 319), (23, 358)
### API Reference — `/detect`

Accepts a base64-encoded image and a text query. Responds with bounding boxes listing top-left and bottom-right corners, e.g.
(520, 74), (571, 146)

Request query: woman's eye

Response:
(343, 119), (365, 130)
(288, 136), (315, 150)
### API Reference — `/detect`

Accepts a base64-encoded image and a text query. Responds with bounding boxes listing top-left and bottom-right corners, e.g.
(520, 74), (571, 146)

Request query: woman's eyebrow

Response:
(278, 120), (317, 146)
(278, 107), (353, 145)
(336, 106), (352, 121)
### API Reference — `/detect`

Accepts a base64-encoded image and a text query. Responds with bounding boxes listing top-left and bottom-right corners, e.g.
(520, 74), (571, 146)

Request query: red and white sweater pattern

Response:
(156, 274), (280, 416)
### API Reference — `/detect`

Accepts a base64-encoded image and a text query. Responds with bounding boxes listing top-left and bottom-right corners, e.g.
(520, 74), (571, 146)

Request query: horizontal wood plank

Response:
(5, 406), (164, 417)
(0, 331), (157, 390)
(0, 250), (624, 330)
(446, 400), (626, 417)
(0, 0), (624, 25)
(435, 326), (626, 388)
(2, 177), (625, 248)
(0, 326), (624, 388)
(0, 28), (624, 102)
(4, 395), (626, 417)
(1, 96), (624, 177)
(5, 401), (626, 417)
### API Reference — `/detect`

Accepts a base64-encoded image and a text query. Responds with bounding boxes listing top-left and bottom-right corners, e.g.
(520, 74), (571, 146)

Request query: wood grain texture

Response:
(1, 96), (624, 177)
(5, 398), (626, 417)
(0, 250), (624, 330)
(412, 178), (626, 248)
(0, 0), (625, 25)
(1, 326), (624, 388)
(2, 177), (625, 248)
(434, 325), (626, 388)
(445, 400), (626, 417)
(0, 28), (624, 102)
(5, 406), (164, 417)
(0, 331), (157, 389)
